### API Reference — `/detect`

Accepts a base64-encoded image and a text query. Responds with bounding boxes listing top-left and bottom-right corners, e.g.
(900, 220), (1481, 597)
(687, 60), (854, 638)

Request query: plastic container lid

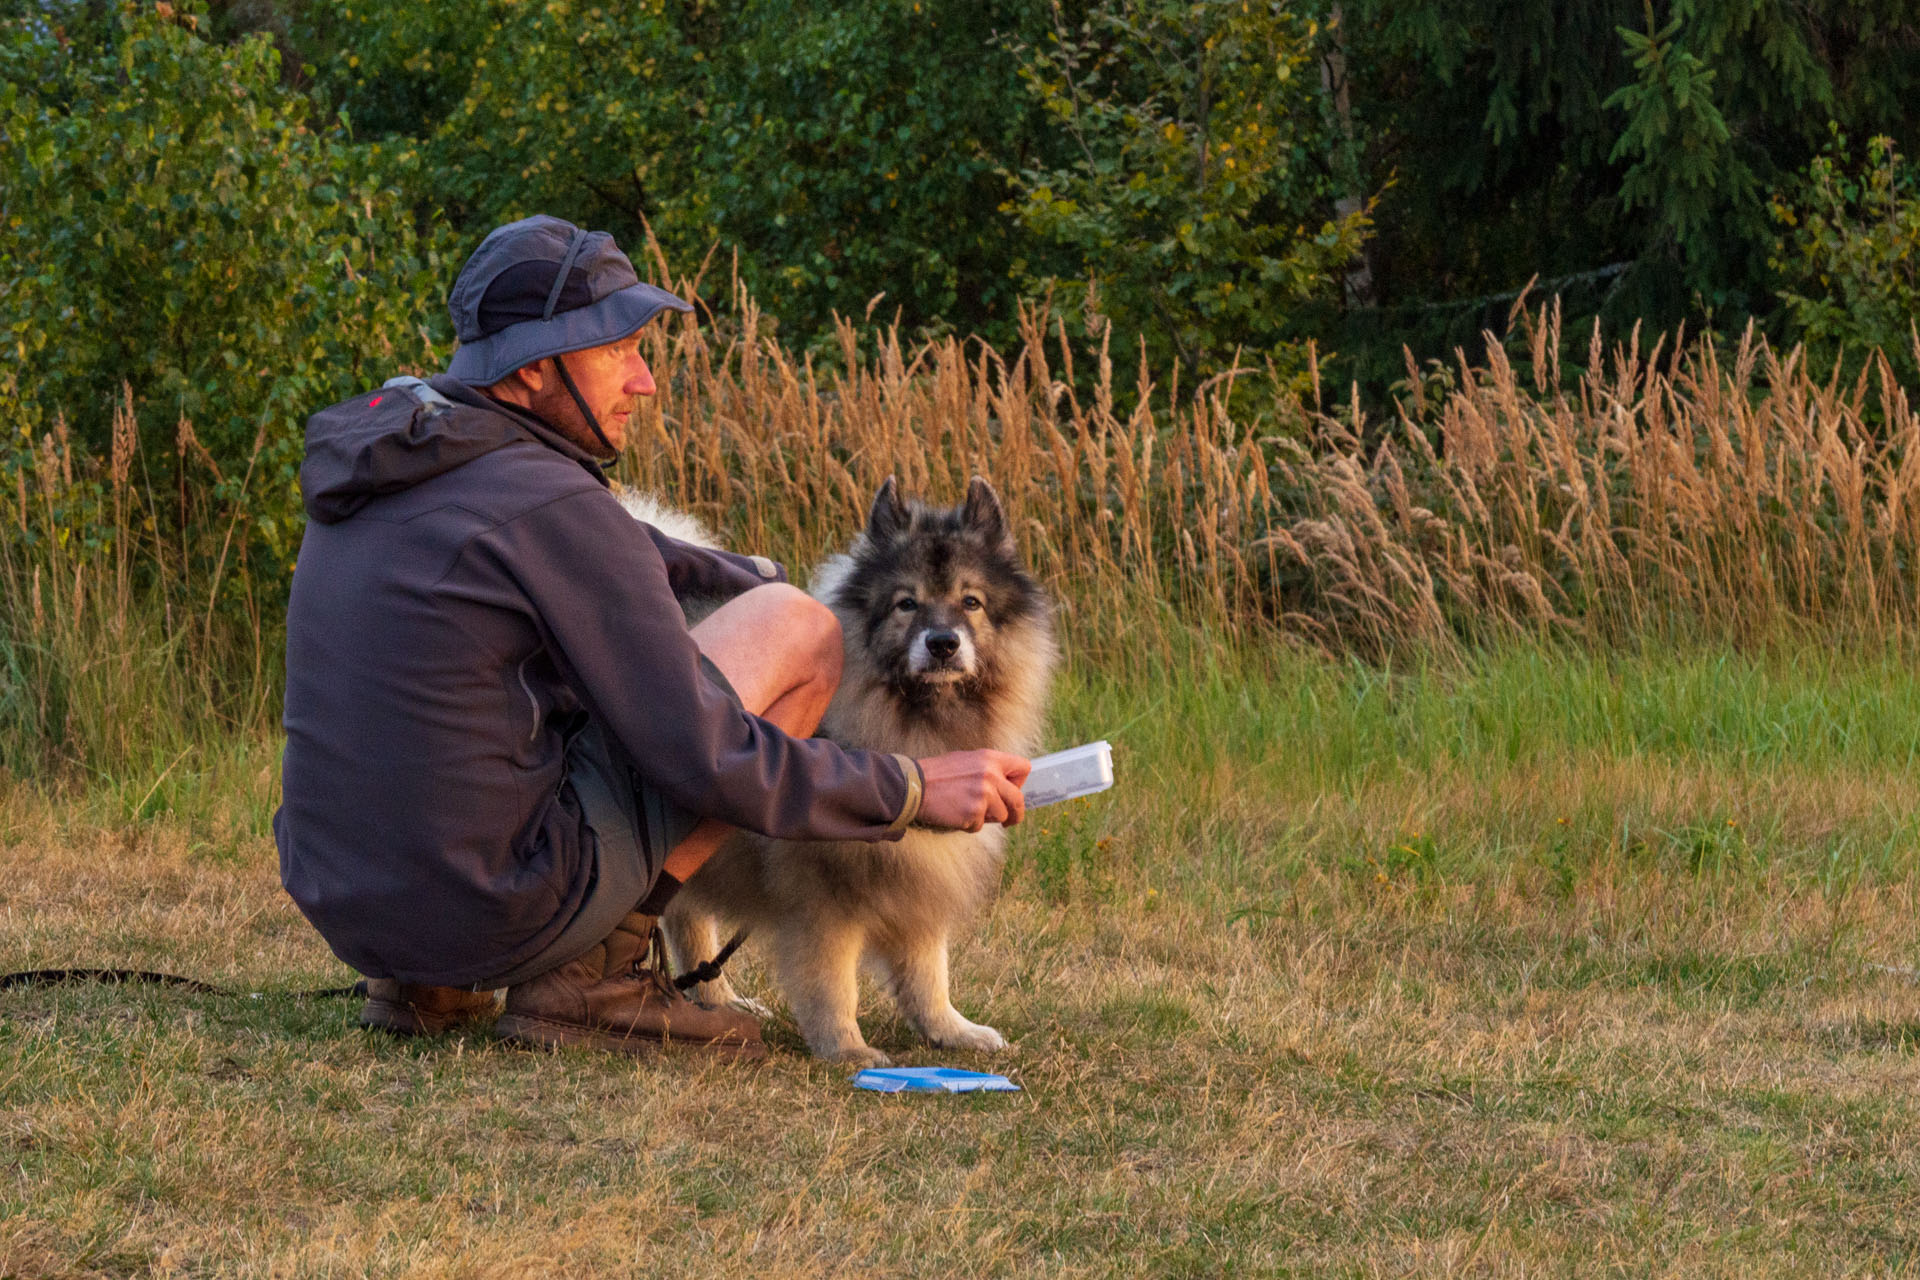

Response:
(1021, 740), (1115, 808)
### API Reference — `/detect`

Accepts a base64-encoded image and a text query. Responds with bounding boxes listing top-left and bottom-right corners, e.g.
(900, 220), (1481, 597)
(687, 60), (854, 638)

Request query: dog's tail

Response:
(614, 488), (721, 550)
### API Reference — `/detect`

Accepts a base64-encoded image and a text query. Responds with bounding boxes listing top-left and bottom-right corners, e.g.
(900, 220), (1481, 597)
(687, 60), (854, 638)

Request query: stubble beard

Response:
(532, 383), (625, 459)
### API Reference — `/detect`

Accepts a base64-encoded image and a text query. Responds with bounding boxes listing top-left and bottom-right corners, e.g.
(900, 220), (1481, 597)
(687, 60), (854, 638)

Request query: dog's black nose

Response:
(925, 629), (960, 660)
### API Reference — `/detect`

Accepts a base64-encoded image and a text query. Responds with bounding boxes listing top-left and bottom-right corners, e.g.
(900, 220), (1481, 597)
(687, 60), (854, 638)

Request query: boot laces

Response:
(631, 925), (681, 999)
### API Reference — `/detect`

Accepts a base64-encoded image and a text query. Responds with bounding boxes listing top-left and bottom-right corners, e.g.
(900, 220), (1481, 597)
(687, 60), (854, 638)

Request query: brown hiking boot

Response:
(360, 980), (499, 1036)
(494, 912), (766, 1059)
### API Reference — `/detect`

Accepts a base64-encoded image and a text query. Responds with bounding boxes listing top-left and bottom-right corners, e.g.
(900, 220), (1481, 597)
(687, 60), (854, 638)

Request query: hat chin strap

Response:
(550, 354), (617, 457)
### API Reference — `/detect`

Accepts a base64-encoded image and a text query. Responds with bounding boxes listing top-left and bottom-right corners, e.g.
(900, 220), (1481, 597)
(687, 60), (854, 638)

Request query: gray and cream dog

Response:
(654, 476), (1055, 1065)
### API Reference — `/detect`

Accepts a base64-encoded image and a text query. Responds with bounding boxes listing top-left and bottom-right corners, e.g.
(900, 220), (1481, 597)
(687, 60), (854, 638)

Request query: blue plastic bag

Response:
(851, 1067), (1021, 1094)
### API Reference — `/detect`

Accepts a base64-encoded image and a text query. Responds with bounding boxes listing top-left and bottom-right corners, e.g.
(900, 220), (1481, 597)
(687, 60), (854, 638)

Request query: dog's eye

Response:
(961, 595), (983, 612)
(894, 597), (918, 613)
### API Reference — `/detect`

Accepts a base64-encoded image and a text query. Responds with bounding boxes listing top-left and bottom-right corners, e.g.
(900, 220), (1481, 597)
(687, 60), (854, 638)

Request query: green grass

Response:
(9, 640), (1920, 1275)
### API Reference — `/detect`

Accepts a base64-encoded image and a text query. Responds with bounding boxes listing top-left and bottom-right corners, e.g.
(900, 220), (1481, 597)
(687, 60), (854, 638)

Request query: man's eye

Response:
(962, 595), (983, 612)
(895, 597), (918, 613)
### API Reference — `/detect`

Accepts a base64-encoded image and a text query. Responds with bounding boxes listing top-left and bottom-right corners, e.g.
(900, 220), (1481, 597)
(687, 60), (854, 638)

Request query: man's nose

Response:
(626, 356), (657, 397)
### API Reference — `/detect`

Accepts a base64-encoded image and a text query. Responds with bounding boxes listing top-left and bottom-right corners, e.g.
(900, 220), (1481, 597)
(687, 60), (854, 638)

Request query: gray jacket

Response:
(274, 376), (916, 986)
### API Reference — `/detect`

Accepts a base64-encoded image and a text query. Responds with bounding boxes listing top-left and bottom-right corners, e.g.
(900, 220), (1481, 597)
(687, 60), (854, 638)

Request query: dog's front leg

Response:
(660, 903), (746, 1011)
(773, 919), (888, 1066)
(879, 934), (1008, 1054)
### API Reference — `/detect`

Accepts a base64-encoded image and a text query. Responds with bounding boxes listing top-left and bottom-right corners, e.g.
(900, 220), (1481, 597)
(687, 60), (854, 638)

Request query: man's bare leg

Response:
(659, 584), (843, 883)
(494, 592), (818, 1056)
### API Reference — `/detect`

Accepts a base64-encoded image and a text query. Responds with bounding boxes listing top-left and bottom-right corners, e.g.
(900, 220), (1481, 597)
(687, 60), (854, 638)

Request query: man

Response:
(274, 215), (1030, 1058)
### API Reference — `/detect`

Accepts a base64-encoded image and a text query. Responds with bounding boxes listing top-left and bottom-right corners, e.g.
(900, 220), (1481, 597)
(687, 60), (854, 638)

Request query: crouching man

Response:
(274, 215), (1030, 1058)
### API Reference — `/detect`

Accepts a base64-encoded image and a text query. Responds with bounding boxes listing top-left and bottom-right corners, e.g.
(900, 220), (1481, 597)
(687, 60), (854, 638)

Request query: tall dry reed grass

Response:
(5, 281), (1920, 780)
(0, 388), (273, 782)
(623, 276), (1920, 659)
(1296, 301), (1920, 653)
(621, 294), (1270, 666)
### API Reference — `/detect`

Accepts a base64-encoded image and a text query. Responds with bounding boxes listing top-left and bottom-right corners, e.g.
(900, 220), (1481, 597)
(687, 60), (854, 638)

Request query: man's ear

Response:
(866, 475), (910, 543)
(512, 361), (549, 395)
(477, 360), (546, 406)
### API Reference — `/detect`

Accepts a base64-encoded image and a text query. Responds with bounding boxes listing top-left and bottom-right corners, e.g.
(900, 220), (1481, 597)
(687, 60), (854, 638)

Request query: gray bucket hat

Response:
(445, 214), (692, 387)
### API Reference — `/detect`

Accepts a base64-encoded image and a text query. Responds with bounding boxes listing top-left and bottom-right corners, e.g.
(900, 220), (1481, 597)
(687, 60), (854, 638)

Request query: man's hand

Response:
(916, 750), (1032, 832)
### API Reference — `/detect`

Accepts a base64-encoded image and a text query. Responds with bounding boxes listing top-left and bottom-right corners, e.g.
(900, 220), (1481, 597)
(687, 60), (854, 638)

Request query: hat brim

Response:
(446, 282), (694, 386)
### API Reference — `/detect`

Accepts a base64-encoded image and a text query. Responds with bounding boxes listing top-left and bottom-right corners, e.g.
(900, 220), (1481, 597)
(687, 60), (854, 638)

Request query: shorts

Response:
(476, 652), (738, 989)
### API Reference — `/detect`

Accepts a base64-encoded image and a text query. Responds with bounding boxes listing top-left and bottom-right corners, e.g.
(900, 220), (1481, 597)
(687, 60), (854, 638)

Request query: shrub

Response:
(1768, 130), (1920, 386)
(289, 0), (1061, 352)
(1000, 0), (1371, 388)
(0, 1), (452, 568)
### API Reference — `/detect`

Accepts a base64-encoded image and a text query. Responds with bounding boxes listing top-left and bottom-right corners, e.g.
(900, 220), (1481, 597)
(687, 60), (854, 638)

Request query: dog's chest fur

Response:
(676, 547), (1051, 942)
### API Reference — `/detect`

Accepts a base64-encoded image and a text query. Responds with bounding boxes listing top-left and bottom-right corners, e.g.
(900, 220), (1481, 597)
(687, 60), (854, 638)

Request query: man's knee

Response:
(749, 583), (843, 685)
(796, 592), (845, 687)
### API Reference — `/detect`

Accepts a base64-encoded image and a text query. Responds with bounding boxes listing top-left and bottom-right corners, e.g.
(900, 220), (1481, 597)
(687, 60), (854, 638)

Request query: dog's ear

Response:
(962, 476), (1011, 548)
(866, 475), (910, 543)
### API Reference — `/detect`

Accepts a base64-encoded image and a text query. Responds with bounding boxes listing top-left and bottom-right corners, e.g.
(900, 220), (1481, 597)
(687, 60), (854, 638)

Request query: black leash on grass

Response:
(2, 927), (750, 999)
(0, 968), (365, 999)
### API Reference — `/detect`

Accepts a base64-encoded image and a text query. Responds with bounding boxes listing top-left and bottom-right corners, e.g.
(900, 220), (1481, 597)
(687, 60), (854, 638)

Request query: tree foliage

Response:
(1002, 0), (1370, 383)
(1769, 131), (1920, 385)
(1606, 13), (1753, 264)
(1342, 0), (1920, 336)
(289, 0), (697, 255)
(288, 0), (1066, 346)
(0, 0), (450, 562)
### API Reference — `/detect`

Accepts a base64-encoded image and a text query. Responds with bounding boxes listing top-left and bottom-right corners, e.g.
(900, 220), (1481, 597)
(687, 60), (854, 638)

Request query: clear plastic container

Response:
(1022, 740), (1115, 808)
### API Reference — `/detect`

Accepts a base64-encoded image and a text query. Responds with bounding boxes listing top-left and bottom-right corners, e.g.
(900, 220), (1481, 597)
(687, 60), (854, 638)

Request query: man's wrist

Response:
(635, 872), (682, 917)
(884, 754), (924, 836)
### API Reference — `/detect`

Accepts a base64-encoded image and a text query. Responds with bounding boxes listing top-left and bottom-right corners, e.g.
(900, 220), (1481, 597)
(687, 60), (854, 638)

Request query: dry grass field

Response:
(9, 649), (1920, 1277)
(11, 304), (1920, 1274)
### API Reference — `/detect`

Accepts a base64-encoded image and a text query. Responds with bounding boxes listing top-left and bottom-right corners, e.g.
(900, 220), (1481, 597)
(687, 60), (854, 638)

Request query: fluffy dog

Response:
(660, 476), (1055, 1065)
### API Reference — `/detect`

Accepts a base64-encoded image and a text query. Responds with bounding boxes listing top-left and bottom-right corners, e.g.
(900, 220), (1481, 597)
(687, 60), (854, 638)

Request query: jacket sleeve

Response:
(473, 489), (918, 842)
(640, 525), (789, 601)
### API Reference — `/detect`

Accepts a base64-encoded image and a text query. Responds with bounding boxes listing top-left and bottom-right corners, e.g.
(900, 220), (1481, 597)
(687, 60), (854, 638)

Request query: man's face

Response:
(528, 332), (657, 457)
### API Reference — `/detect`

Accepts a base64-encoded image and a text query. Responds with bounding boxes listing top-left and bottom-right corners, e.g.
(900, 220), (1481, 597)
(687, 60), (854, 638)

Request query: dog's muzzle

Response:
(909, 627), (976, 679)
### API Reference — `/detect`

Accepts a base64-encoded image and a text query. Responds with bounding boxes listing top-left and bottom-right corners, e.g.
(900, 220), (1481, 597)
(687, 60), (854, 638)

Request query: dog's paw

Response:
(827, 1045), (893, 1068)
(696, 976), (742, 1006)
(929, 1019), (1008, 1053)
(729, 995), (775, 1021)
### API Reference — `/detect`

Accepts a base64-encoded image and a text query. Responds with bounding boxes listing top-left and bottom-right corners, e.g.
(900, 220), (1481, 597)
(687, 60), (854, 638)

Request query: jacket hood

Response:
(300, 375), (604, 523)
